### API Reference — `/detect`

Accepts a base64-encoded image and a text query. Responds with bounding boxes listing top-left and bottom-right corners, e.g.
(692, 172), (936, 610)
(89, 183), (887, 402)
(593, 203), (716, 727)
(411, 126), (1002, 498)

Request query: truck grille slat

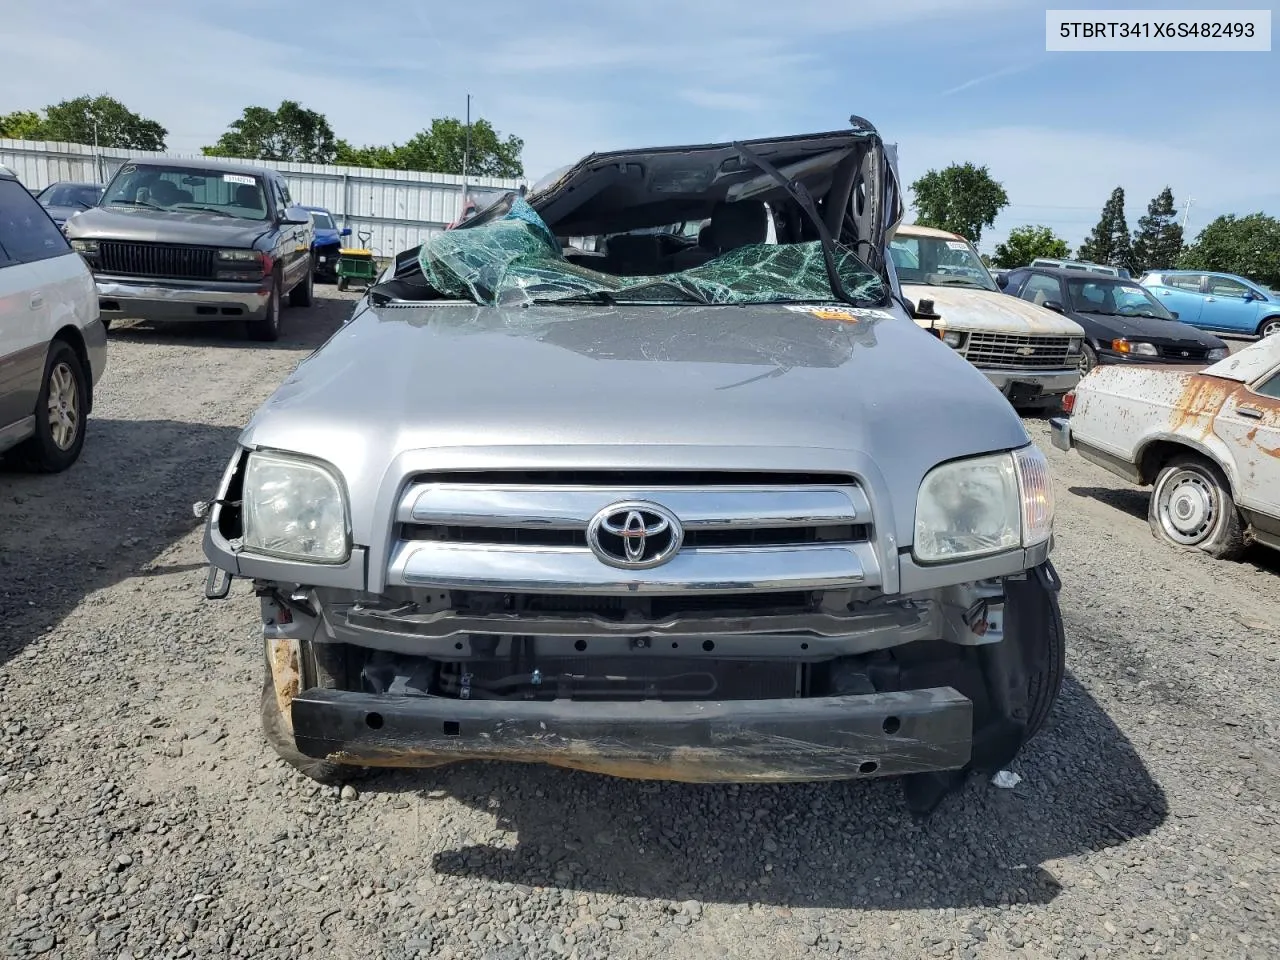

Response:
(964, 332), (1074, 370)
(387, 474), (881, 594)
(99, 241), (217, 280)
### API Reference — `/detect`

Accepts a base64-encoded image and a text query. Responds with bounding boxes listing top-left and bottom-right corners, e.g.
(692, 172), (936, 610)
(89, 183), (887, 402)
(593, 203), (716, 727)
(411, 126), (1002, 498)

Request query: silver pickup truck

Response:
(199, 120), (1065, 813)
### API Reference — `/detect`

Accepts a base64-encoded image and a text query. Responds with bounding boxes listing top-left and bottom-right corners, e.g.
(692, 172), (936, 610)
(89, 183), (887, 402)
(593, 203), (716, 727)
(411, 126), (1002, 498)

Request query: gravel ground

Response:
(2, 294), (1278, 960)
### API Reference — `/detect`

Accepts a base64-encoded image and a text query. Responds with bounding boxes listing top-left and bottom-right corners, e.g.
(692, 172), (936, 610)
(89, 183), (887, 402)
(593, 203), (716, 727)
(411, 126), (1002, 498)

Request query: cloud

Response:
(680, 90), (777, 112)
(941, 63), (1032, 97)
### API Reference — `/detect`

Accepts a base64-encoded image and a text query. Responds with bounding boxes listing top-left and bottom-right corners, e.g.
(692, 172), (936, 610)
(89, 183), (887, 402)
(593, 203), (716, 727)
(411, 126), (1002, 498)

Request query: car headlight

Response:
(1206, 347), (1228, 361)
(242, 451), (350, 563)
(1066, 338), (1082, 355)
(218, 248), (260, 261)
(1111, 338), (1158, 357)
(913, 444), (1054, 563)
(940, 329), (966, 349)
(70, 239), (99, 255)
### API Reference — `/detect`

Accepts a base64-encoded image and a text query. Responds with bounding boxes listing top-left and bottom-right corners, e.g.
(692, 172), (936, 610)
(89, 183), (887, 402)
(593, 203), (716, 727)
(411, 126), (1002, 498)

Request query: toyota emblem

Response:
(587, 501), (684, 569)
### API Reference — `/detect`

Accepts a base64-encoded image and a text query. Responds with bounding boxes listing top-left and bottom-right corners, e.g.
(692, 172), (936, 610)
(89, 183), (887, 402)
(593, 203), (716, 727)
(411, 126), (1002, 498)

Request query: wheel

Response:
(1148, 454), (1245, 560)
(1008, 573), (1066, 744)
(261, 640), (368, 784)
(1258, 316), (1280, 338)
(336, 276), (349, 292)
(289, 258), (314, 307)
(11, 340), (88, 473)
(247, 274), (282, 342)
(1079, 343), (1099, 375)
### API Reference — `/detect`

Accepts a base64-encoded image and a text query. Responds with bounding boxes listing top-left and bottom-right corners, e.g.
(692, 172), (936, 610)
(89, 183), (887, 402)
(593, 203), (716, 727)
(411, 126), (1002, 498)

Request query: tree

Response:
(0, 110), (44, 139)
(1077, 187), (1133, 270)
(1179, 213), (1280, 288)
(1130, 186), (1183, 274)
(991, 224), (1070, 268)
(333, 117), (524, 177)
(12, 95), (167, 150)
(910, 162), (1009, 244)
(203, 101), (336, 163)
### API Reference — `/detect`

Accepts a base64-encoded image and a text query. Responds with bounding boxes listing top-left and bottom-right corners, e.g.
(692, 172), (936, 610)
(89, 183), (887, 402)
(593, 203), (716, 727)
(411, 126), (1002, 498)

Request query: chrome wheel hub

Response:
(47, 362), (79, 451)
(1160, 471), (1215, 544)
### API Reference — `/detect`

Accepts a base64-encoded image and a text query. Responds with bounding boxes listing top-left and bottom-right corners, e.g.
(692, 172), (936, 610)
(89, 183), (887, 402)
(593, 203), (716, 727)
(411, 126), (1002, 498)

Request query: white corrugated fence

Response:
(0, 138), (529, 258)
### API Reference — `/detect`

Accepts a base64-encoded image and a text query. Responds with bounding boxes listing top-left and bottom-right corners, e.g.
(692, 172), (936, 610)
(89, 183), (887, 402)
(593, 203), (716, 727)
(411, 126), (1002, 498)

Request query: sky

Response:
(4, 0), (1277, 253)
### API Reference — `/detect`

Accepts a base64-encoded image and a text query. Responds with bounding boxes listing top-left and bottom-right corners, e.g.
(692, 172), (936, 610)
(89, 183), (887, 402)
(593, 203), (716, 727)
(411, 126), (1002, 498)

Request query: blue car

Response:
(1140, 270), (1280, 339)
(302, 205), (350, 282)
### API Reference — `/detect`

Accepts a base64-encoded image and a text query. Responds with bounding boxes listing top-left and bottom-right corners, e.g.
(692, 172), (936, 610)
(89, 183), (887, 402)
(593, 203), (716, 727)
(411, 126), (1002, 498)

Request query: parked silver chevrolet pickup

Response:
(199, 120), (1065, 813)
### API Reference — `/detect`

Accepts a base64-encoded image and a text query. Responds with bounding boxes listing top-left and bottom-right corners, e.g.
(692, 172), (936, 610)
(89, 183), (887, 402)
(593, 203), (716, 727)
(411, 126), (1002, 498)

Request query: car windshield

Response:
(1067, 278), (1175, 319)
(414, 196), (886, 307)
(37, 183), (103, 209)
(102, 164), (269, 221)
(889, 234), (997, 291)
(310, 211), (335, 230)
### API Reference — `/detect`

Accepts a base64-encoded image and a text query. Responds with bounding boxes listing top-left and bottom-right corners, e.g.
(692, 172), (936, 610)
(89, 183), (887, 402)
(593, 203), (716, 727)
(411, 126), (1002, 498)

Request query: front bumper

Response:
(980, 368), (1080, 400)
(291, 686), (973, 782)
(1048, 416), (1072, 452)
(96, 277), (271, 323)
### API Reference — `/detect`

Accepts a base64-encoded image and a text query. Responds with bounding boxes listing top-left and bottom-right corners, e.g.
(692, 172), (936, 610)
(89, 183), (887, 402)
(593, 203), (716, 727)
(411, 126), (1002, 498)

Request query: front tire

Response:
(247, 275), (282, 342)
(1148, 454), (1245, 559)
(1079, 343), (1099, 375)
(11, 341), (88, 473)
(1258, 316), (1280, 338)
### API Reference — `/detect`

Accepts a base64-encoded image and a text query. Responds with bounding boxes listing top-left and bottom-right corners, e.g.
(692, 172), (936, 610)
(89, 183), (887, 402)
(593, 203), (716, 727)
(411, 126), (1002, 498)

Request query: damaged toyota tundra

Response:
(198, 119), (1064, 813)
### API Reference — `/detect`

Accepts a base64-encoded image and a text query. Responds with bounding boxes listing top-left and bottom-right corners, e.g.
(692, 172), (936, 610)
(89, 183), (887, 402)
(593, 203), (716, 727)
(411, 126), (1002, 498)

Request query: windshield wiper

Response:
(932, 277), (989, 288)
(109, 198), (167, 211)
(729, 141), (869, 309)
(173, 205), (237, 217)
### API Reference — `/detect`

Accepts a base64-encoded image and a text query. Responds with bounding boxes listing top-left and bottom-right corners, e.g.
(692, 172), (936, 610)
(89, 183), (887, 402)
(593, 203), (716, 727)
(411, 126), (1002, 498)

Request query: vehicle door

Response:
(0, 177), (71, 433)
(1198, 275), (1263, 334)
(1212, 363), (1280, 517)
(1147, 273), (1205, 326)
(271, 177), (305, 289)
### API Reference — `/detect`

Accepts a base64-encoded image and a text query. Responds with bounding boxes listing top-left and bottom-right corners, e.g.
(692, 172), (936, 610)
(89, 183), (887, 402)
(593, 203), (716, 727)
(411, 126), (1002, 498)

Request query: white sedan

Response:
(1050, 336), (1280, 559)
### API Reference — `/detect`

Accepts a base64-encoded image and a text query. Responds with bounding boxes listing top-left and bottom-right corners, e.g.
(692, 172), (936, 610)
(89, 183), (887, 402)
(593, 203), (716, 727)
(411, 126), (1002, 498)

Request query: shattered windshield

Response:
(417, 197), (886, 307)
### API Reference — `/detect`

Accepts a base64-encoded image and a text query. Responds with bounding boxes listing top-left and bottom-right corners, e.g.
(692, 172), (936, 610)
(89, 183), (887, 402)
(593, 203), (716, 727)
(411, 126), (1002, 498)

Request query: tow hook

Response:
(204, 566), (233, 600)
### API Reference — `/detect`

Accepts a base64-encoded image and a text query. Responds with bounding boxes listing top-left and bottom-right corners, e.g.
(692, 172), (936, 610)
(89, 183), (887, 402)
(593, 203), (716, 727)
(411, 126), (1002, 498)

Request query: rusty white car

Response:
(1050, 336), (1280, 559)
(889, 225), (1085, 409)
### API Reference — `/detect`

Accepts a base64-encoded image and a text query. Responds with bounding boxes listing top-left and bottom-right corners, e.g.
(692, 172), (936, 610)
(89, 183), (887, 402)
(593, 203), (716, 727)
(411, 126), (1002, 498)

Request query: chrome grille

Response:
(964, 332), (1074, 369)
(386, 473), (880, 595)
(98, 241), (217, 280)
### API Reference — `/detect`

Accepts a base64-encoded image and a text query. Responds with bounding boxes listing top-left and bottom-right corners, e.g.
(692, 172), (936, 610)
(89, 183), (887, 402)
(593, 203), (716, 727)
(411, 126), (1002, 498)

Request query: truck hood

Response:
(64, 205), (271, 247)
(901, 283), (1084, 336)
(241, 300), (1030, 543)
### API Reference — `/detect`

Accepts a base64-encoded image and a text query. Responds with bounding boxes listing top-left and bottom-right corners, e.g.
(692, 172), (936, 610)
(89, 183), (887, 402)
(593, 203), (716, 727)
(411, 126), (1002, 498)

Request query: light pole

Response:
(461, 93), (472, 220)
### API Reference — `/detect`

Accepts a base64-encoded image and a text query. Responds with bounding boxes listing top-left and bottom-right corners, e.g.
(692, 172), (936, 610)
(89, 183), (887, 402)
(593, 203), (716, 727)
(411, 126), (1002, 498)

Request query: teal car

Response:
(1140, 270), (1280, 339)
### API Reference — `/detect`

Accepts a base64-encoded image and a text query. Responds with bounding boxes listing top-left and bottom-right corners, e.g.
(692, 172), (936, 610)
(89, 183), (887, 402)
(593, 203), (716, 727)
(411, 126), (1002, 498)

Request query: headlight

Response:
(1111, 338), (1158, 357)
(1066, 338), (1082, 355)
(913, 444), (1054, 563)
(940, 329), (966, 349)
(71, 239), (99, 254)
(242, 451), (350, 563)
(1206, 347), (1228, 361)
(218, 248), (260, 261)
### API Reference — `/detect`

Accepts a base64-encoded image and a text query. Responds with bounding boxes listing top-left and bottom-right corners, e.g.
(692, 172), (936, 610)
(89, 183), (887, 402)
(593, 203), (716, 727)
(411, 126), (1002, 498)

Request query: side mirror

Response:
(341, 227), (352, 236)
(1170, 311), (1179, 319)
(913, 297), (942, 321)
(995, 274), (1008, 289)
(282, 204), (312, 225)
(1042, 300), (1065, 313)
(1243, 290), (1260, 302)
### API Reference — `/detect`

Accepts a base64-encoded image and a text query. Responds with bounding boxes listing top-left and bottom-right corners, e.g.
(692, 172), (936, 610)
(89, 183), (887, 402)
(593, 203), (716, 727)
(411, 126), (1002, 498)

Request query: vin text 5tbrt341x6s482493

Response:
(197, 118), (1066, 815)
(64, 158), (315, 342)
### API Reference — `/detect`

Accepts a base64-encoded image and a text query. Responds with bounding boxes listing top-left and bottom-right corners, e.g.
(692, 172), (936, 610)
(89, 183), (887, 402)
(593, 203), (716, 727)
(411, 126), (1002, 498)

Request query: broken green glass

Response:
(418, 197), (886, 307)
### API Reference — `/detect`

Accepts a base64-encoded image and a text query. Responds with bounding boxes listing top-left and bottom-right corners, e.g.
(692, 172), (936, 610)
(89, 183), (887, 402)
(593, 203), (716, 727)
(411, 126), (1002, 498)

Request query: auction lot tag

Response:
(223, 174), (256, 185)
(945, 240), (969, 251)
(784, 305), (895, 322)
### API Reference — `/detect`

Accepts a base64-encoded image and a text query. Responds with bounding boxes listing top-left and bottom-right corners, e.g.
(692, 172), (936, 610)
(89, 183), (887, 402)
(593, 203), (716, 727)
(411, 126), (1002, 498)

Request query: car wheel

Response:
(260, 640), (369, 785)
(1079, 343), (1099, 375)
(290, 258), (314, 307)
(1008, 572), (1066, 744)
(11, 340), (88, 473)
(1258, 316), (1280, 338)
(1148, 454), (1245, 560)
(247, 275), (282, 342)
